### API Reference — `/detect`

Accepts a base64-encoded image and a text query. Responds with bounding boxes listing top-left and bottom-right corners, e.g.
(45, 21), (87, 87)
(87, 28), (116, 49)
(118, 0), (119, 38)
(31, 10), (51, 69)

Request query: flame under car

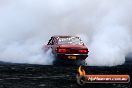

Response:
(44, 35), (89, 65)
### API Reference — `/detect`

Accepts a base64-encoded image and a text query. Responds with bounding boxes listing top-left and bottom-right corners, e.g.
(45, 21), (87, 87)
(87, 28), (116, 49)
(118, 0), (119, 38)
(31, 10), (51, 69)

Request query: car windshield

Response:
(58, 37), (83, 45)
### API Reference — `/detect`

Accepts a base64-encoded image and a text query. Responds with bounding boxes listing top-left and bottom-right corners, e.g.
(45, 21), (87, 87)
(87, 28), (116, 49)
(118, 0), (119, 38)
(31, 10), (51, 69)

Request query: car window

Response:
(58, 37), (83, 45)
(48, 37), (54, 45)
(53, 38), (57, 45)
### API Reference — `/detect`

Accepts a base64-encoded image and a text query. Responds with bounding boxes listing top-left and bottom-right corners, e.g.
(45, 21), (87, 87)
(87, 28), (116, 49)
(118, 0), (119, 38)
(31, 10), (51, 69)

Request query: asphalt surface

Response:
(0, 59), (131, 88)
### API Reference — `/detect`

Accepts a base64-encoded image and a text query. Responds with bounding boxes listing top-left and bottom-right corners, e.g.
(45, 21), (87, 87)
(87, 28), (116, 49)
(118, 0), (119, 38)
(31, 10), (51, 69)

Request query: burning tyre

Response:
(43, 35), (89, 66)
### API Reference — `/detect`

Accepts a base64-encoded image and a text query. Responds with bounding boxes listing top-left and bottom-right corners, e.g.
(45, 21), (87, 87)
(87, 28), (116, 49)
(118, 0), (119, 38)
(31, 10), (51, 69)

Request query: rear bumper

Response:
(53, 53), (88, 65)
(55, 53), (88, 60)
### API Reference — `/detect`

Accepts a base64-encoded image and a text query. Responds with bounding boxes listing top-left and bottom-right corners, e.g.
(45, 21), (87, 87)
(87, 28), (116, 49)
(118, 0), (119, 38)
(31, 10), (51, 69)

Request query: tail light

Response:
(57, 48), (67, 53)
(78, 49), (88, 53)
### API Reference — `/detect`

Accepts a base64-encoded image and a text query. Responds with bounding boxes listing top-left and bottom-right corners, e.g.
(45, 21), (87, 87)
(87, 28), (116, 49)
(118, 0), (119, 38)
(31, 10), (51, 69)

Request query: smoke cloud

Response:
(0, 0), (132, 66)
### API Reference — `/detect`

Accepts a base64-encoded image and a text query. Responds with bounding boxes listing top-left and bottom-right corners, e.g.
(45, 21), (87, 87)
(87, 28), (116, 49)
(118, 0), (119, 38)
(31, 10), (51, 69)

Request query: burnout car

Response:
(43, 35), (89, 65)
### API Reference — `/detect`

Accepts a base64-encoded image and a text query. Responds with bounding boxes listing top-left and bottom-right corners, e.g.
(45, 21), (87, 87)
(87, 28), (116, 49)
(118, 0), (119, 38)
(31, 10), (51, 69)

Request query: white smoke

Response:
(0, 0), (132, 66)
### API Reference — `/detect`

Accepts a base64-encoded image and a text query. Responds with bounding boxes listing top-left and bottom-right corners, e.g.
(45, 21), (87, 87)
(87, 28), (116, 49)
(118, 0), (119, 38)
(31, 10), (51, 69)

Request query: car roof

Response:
(52, 35), (79, 38)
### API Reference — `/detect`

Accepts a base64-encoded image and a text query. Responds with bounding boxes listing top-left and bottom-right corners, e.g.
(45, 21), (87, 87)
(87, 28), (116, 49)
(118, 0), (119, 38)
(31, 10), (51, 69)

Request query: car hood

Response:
(58, 44), (88, 49)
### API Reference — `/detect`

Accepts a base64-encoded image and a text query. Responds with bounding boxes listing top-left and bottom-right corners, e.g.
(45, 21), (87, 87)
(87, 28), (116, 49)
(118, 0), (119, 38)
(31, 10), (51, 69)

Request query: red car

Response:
(44, 35), (89, 65)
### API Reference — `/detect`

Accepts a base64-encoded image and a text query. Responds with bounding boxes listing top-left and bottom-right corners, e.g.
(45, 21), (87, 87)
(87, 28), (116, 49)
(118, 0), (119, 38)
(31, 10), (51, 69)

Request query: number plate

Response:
(68, 56), (76, 59)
